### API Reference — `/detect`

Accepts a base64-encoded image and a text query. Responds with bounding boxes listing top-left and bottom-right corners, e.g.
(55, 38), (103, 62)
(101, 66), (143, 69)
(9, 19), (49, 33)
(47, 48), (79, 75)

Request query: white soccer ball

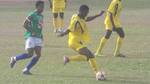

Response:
(96, 71), (106, 81)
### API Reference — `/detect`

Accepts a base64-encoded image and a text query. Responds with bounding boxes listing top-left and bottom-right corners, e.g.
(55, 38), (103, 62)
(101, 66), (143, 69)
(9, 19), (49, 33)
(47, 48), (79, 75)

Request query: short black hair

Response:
(36, 0), (44, 7)
(79, 5), (89, 12)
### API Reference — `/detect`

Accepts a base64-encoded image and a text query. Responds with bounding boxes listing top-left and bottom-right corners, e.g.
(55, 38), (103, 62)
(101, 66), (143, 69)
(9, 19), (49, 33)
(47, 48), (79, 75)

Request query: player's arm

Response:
(109, 4), (118, 28)
(23, 16), (33, 32)
(57, 29), (70, 37)
(109, 12), (115, 28)
(114, 4), (118, 16)
(48, 0), (52, 9)
(86, 10), (105, 22)
(58, 21), (80, 37)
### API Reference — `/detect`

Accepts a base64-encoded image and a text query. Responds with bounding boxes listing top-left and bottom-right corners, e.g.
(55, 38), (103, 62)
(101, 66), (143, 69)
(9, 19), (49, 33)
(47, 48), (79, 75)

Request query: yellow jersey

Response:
(52, 0), (66, 8)
(105, 0), (122, 28)
(68, 14), (90, 44)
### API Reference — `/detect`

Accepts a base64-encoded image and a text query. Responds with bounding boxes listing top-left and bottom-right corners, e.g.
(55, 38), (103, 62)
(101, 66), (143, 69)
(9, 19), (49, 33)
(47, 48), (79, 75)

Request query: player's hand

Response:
(31, 32), (37, 36)
(57, 32), (64, 37)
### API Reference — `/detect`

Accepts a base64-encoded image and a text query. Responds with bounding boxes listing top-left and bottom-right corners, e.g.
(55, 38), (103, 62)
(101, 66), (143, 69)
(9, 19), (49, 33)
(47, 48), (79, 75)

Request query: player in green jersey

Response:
(10, 1), (44, 75)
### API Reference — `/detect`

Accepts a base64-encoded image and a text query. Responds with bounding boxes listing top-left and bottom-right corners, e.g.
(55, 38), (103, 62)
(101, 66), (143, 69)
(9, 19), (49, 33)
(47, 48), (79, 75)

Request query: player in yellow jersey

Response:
(95, 0), (125, 57)
(58, 5), (106, 80)
(49, 0), (67, 33)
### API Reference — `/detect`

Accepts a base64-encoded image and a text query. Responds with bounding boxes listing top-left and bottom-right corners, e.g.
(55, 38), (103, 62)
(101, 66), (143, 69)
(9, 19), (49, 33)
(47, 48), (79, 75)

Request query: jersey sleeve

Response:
(68, 19), (78, 32)
(26, 12), (35, 22)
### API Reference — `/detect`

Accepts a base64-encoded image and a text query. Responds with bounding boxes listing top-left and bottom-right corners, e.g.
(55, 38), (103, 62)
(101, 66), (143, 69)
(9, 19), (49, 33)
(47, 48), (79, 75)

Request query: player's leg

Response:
(23, 46), (41, 75)
(79, 47), (105, 80)
(95, 30), (112, 56)
(23, 37), (42, 75)
(29, 46), (41, 70)
(79, 47), (99, 73)
(64, 47), (105, 80)
(16, 49), (33, 61)
(53, 13), (59, 32)
(114, 28), (125, 57)
(10, 37), (34, 68)
(59, 12), (65, 30)
(10, 48), (34, 68)
(64, 54), (87, 65)
(64, 43), (88, 65)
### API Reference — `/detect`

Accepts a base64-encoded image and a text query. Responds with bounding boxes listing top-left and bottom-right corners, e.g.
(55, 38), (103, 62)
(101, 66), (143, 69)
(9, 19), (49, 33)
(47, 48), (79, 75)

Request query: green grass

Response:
(0, 0), (150, 84)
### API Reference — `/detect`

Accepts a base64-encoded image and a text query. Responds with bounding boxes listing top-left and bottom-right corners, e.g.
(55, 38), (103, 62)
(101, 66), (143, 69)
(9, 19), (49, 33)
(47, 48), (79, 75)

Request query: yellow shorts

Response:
(105, 18), (122, 30)
(68, 41), (86, 51)
(52, 8), (65, 13)
(105, 24), (122, 30)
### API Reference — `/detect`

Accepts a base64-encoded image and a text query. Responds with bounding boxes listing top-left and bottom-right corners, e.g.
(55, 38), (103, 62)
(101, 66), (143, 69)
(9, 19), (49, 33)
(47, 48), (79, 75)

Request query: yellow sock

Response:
(53, 18), (59, 29)
(89, 58), (99, 74)
(69, 55), (87, 61)
(114, 37), (123, 56)
(60, 18), (65, 28)
(96, 37), (107, 55)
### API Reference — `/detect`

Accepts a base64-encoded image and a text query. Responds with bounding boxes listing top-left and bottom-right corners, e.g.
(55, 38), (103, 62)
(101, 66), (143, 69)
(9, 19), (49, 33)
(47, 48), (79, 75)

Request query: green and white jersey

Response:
(24, 11), (44, 39)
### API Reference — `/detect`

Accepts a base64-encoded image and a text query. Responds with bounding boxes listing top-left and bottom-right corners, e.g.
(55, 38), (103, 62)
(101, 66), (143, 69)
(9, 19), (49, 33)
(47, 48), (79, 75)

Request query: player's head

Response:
(36, 0), (44, 13)
(79, 5), (89, 18)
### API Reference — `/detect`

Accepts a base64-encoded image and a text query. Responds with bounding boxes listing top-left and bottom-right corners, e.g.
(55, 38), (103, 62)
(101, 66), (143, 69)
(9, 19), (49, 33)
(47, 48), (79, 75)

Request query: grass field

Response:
(0, 0), (150, 84)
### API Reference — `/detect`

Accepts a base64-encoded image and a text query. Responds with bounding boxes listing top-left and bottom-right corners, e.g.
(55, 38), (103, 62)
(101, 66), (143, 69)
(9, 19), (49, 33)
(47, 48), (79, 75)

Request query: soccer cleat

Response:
(10, 57), (16, 68)
(22, 68), (32, 75)
(95, 53), (104, 57)
(114, 53), (126, 58)
(96, 71), (106, 81)
(64, 56), (69, 65)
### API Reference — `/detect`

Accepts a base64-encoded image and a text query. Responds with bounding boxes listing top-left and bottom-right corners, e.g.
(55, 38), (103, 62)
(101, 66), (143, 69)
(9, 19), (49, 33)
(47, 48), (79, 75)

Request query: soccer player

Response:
(49, 0), (67, 33)
(95, 0), (125, 57)
(58, 5), (105, 80)
(10, 1), (44, 75)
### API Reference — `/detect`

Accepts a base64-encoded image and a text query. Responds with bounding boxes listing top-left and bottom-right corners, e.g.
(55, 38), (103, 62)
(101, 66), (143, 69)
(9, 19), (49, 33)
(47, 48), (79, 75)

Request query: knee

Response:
(60, 13), (64, 19)
(35, 53), (41, 58)
(36, 52), (41, 58)
(27, 53), (33, 58)
(105, 35), (111, 39)
(35, 55), (41, 59)
(119, 33), (125, 38)
(53, 13), (58, 18)
(105, 30), (112, 39)
(86, 52), (95, 60)
(122, 34), (125, 38)
(116, 28), (125, 38)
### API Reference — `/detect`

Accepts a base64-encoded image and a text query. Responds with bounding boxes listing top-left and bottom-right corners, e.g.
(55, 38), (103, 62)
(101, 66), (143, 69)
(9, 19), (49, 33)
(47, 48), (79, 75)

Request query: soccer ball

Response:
(96, 71), (106, 80)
